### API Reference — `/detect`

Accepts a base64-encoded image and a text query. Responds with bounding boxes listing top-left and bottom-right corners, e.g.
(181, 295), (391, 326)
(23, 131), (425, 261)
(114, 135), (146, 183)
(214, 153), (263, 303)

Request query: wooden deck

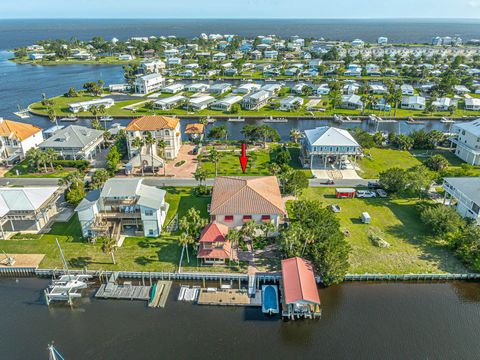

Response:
(95, 283), (151, 301)
(148, 281), (172, 308)
(197, 288), (262, 307)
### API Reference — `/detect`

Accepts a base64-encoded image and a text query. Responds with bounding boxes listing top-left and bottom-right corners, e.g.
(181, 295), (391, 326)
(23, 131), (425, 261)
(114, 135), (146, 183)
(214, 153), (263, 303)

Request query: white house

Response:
(401, 84), (415, 96)
(186, 83), (210, 93)
(279, 96), (304, 111)
(162, 83), (185, 94)
(166, 57), (182, 66)
(210, 95), (243, 111)
(187, 95), (216, 111)
(432, 97), (453, 111)
(233, 83), (261, 95)
(443, 177), (480, 223)
(209, 83), (232, 95)
(315, 84), (330, 95)
(465, 98), (480, 111)
(76, 178), (169, 239)
(401, 96), (426, 110)
(450, 119), (480, 165)
(118, 54), (134, 61)
(242, 90), (271, 110)
(38, 125), (104, 160)
(301, 126), (362, 169)
(140, 59), (165, 74)
(213, 52), (228, 61)
(341, 94), (364, 110)
(378, 37), (388, 45)
(134, 74), (165, 94)
(68, 98), (115, 113)
(0, 118), (44, 164)
(264, 50), (279, 59)
(154, 95), (186, 110)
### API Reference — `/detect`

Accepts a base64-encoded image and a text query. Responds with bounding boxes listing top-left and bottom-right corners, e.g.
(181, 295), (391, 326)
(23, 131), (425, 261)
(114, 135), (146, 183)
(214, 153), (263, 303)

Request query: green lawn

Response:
(299, 187), (467, 274)
(198, 145), (312, 177)
(4, 160), (73, 179)
(358, 148), (480, 179)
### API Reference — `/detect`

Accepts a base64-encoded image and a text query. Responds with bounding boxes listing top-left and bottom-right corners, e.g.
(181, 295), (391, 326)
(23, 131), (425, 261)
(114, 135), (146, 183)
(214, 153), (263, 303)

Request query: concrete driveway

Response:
(164, 144), (199, 178)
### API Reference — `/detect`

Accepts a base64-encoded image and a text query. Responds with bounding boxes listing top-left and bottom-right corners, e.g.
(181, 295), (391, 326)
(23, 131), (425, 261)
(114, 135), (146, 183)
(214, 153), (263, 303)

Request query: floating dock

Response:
(197, 288), (262, 307)
(95, 272), (151, 301)
(148, 280), (172, 308)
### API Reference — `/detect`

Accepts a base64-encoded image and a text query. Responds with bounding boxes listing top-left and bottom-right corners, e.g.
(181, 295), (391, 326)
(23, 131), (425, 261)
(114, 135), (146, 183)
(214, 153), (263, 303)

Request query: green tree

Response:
(379, 167), (408, 193)
(455, 224), (480, 271)
(208, 124), (229, 141)
(101, 236), (117, 264)
(131, 137), (145, 176)
(420, 204), (464, 237)
(47, 107), (58, 128)
(207, 148), (221, 176)
(91, 169), (110, 189)
(106, 146), (121, 174)
(194, 167), (209, 186)
(144, 132), (157, 176)
(289, 129), (302, 143)
(45, 148), (58, 171)
(425, 154), (449, 172)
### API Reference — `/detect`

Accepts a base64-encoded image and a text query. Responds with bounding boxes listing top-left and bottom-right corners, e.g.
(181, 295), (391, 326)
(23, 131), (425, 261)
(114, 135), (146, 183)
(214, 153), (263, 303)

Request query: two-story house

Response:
(443, 177), (480, 223)
(76, 178), (169, 239)
(125, 116), (181, 161)
(241, 90), (272, 110)
(0, 118), (44, 164)
(301, 126), (362, 169)
(450, 119), (480, 165)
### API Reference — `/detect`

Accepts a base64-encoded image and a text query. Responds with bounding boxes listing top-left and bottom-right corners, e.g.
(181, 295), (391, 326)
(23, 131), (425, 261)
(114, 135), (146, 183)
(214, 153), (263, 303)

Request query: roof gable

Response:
(0, 119), (42, 141)
(305, 126), (360, 147)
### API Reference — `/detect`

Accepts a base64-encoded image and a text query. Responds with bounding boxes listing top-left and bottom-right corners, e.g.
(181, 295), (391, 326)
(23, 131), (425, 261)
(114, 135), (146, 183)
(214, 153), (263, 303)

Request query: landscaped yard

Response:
(4, 160), (74, 178)
(358, 147), (480, 179)
(299, 187), (467, 274)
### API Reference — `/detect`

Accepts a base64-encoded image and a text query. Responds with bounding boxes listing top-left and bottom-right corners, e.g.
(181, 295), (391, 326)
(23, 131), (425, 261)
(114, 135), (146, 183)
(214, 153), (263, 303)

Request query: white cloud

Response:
(469, 0), (479, 7)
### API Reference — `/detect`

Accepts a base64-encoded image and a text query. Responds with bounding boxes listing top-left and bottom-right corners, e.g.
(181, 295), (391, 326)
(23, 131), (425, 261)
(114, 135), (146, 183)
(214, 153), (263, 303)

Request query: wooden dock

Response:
(95, 283), (151, 301)
(148, 281), (172, 308)
(197, 288), (262, 307)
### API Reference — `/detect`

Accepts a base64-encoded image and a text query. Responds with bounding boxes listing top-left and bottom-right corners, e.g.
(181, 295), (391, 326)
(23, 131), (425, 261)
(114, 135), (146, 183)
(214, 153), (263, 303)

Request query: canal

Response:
(2, 278), (480, 359)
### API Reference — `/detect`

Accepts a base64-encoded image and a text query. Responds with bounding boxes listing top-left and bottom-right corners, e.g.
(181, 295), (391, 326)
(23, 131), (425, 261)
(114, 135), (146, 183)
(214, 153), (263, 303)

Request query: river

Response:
(1, 278), (480, 359)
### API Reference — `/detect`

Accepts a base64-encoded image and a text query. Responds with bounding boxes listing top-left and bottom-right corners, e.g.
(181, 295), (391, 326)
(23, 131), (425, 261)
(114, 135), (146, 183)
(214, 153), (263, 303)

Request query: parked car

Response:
(376, 189), (388, 198)
(356, 190), (377, 198)
(192, 146), (200, 155)
(323, 179), (335, 185)
(329, 204), (341, 213)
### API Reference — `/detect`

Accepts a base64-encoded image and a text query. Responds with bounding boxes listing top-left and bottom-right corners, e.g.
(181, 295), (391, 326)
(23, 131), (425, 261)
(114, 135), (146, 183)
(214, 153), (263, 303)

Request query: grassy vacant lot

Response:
(0, 187), (214, 272)
(4, 160), (73, 179)
(300, 187), (467, 274)
(358, 148), (480, 179)
(198, 146), (312, 178)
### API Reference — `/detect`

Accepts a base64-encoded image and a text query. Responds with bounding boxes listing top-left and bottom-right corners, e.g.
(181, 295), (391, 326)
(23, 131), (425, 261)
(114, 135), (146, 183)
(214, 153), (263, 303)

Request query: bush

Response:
(175, 160), (186, 167)
(193, 185), (211, 196)
(425, 155), (449, 172)
(53, 160), (89, 171)
(419, 204), (464, 237)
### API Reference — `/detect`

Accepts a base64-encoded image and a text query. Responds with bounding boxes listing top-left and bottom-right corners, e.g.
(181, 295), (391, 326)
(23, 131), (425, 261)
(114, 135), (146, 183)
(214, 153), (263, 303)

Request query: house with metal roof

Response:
(0, 186), (60, 238)
(76, 178), (169, 239)
(340, 94), (364, 110)
(279, 96), (304, 111)
(154, 95), (186, 110)
(280, 257), (321, 320)
(187, 95), (216, 111)
(0, 118), (44, 164)
(450, 119), (480, 165)
(401, 96), (426, 110)
(443, 177), (480, 223)
(210, 95), (243, 112)
(209, 176), (286, 229)
(38, 125), (104, 160)
(301, 126), (362, 169)
(241, 90), (272, 110)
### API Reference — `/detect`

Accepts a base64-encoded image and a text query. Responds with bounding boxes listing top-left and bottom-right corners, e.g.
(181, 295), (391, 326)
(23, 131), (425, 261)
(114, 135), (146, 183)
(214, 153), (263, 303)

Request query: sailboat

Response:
(48, 343), (65, 360)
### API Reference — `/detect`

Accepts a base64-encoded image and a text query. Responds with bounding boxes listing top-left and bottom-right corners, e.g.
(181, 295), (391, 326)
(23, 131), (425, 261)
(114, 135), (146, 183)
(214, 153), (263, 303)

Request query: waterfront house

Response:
(301, 126), (362, 169)
(292, 83), (308, 95)
(38, 125), (104, 160)
(0, 118), (44, 164)
(164, 49), (179, 58)
(464, 98), (480, 111)
(343, 83), (360, 95)
(68, 98), (115, 113)
(187, 95), (216, 111)
(369, 84), (387, 95)
(280, 257), (321, 320)
(454, 85), (471, 95)
(309, 59), (323, 68)
(340, 94), (364, 110)
(140, 59), (165, 74)
(166, 57), (182, 66)
(0, 186), (60, 238)
(197, 222), (237, 265)
(372, 98), (392, 112)
(186, 83), (210, 93)
(264, 50), (279, 59)
(118, 54), (134, 61)
(179, 70), (195, 78)
(450, 119), (480, 165)
(154, 95), (186, 110)
(209, 83), (232, 95)
(432, 97), (453, 111)
(315, 84), (330, 95)
(443, 177), (480, 223)
(344, 64), (362, 77)
(213, 52), (228, 61)
(125, 116), (181, 160)
(209, 176), (286, 229)
(134, 74), (165, 94)
(76, 178), (169, 239)
(210, 95), (243, 112)
(260, 84), (282, 94)
(162, 83), (185, 94)
(401, 84), (415, 96)
(279, 96), (304, 111)
(233, 83), (261, 95)
(241, 90), (272, 110)
(401, 96), (426, 110)
(378, 37), (388, 45)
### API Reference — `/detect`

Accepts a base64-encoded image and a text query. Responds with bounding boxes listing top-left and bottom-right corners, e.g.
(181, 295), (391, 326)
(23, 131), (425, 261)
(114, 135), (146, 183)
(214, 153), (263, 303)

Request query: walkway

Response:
(163, 145), (198, 178)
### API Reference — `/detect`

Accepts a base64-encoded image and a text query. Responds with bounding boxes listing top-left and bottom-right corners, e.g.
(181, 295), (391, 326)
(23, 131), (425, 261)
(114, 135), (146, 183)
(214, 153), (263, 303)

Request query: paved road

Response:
(0, 177), (377, 188)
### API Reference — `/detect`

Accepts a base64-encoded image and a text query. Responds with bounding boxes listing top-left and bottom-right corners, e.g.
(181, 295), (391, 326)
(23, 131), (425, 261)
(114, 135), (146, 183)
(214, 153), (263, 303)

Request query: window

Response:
(164, 129), (170, 136)
(148, 229), (154, 235)
(145, 210), (154, 216)
(261, 215), (271, 222)
(243, 215), (252, 222)
(224, 215), (234, 222)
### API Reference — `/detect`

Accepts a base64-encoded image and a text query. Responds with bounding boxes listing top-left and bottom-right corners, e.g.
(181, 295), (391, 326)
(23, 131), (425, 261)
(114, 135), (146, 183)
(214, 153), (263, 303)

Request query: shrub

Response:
(419, 204), (464, 237)
(175, 160), (186, 167)
(368, 228), (390, 248)
(193, 185), (211, 196)
(53, 160), (89, 171)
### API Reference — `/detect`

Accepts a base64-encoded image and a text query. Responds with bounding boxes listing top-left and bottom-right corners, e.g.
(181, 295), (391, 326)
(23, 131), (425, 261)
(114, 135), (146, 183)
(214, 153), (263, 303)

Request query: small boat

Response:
(406, 117), (426, 125)
(262, 285), (279, 315)
(333, 114), (344, 123)
(440, 117), (455, 123)
(228, 117), (245, 122)
(59, 115), (78, 122)
(206, 117), (216, 124)
(263, 116), (288, 123)
(100, 116), (114, 122)
(13, 105), (30, 119)
(48, 343), (66, 360)
(50, 274), (91, 290)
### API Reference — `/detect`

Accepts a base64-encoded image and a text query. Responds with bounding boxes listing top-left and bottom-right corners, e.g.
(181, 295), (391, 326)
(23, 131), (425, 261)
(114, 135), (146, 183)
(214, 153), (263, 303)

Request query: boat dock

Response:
(95, 272), (151, 301)
(197, 288), (262, 307)
(148, 280), (172, 308)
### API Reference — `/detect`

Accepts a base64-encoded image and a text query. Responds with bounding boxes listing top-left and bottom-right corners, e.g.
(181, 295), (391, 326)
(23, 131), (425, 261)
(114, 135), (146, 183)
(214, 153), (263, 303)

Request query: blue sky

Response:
(1, 0), (480, 19)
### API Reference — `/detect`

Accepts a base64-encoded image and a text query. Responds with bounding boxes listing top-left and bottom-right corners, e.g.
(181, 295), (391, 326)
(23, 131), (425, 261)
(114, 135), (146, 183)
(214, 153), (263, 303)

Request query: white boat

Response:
(51, 274), (92, 290)
(48, 343), (66, 360)
(60, 115), (78, 122)
(263, 117), (288, 123)
(440, 117), (455, 123)
(100, 116), (114, 122)
(228, 117), (245, 122)
(13, 105), (30, 119)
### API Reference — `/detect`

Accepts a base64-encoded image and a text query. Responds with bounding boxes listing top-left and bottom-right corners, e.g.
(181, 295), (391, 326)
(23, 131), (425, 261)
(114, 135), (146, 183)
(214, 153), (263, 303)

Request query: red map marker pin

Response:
(239, 143), (248, 173)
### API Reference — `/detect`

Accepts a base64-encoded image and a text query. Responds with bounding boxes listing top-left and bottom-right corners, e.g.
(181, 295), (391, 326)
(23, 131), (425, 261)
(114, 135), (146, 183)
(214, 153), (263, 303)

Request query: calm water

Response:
(2, 278), (480, 359)
(2, 19), (480, 49)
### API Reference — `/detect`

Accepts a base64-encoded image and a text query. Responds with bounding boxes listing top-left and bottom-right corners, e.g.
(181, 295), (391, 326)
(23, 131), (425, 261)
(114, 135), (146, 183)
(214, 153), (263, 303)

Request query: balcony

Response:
(98, 212), (141, 219)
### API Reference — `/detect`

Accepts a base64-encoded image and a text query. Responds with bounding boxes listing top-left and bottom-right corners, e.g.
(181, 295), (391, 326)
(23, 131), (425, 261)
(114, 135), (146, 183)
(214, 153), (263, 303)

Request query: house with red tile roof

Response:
(197, 222), (237, 265)
(209, 176), (287, 229)
(125, 116), (181, 160)
(0, 118), (44, 164)
(281, 257), (321, 319)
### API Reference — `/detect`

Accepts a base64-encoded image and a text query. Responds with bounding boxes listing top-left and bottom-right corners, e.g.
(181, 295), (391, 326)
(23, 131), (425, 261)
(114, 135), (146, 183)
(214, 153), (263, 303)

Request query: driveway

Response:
(164, 145), (199, 178)
(312, 168), (362, 180)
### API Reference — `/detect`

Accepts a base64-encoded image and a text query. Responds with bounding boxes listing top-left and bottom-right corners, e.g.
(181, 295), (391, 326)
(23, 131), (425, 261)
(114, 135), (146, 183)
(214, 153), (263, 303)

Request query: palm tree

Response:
(131, 137), (145, 176)
(90, 105), (99, 121)
(45, 148), (58, 172)
(47, 107), (58, 128)
(98, 104), (107, 128)
(199, 117), (209, 144)
(194, 167), (208, 186)
(178, 233), (194, 263)
(260, 222), (275, 238)
(207, 148), (221, 176)
(289, 129), (302, 144)
(26, 148), (42, 172)
(241, 220), (257, 248)
(144, 132), (157, 175)
(101, 236), (117, 264)
(390, 89), (403, 117)
(156, 139), (166, 176)
(226, 228), (242, 262)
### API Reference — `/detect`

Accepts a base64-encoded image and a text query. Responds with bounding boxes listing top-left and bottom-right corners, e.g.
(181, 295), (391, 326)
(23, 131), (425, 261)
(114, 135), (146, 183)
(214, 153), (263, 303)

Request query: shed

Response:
(361, 212), (371, 224)
(336, 188), (356, 199)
